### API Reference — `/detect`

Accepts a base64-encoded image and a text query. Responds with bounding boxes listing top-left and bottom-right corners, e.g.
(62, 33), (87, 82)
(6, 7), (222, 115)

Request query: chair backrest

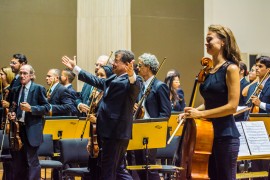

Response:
(37, 134), (54, 157)
(0, 130), (10, 150)
(59, 138), (88, 165)
(157, 136), (181, 159)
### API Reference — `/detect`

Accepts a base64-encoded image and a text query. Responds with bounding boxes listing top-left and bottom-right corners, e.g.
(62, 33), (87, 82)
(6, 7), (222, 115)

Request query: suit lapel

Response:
(27, 82), (35, 103)
(49, 83), (59, 100)
(261, 78), (270, 98)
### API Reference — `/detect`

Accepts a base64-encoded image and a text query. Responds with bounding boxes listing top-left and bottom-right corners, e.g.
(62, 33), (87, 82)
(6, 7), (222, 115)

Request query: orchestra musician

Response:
(8, 64), (50, 180)
(1, 54), (27, 180)
(0, 67), (15, 122)
(235, 62), (249, 122)
(246, 56), (270, 178)
(76, 55), (109, 117)
(246, 56), (270, 113)
(178, 24), (241, 180)
(45, 68), (77, 116)
(85, 65), (114, 179)
(133, 53), (171, 180)
(62, 50), (140, 180)
(164, 70), (186, 111)
(2, 54), (28, 110)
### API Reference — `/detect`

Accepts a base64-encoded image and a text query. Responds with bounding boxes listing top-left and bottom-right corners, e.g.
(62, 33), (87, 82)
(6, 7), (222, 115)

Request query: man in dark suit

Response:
(46, 68), (77, 116)
(8, 64), (50, 180)
(60, 68), (78, 98)
(134, 53), (171, 180)
(2, 54), (28, 109)
(246, 56), (270, 178)
(75, 55), (109, 117)
(62, 50), (140, 180)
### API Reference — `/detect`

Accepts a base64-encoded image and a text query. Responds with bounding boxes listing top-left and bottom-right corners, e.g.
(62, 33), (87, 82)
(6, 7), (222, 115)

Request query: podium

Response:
(43, 116), (90, 140)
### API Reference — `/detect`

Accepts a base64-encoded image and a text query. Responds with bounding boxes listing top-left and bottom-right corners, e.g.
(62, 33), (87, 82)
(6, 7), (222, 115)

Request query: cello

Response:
(171, 57), (214, 179)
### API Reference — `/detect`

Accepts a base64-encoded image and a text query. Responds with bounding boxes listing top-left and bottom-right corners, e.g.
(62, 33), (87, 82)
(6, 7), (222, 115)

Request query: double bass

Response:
(171, 57), (214, 179)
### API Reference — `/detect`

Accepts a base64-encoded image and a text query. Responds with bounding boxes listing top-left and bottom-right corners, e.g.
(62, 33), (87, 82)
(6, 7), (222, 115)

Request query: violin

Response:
(246, 68), (270, 113)
(133, 57), (167, 120)
(9, 102), (23, 151)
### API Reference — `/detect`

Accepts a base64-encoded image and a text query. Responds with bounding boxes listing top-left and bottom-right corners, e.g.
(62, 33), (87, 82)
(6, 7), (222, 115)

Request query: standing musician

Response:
(2, 54), (28, 110)
(45, 68), (77, 116)
(178, 25), (241, 180)
(1, 54), (28, 180)
(62, 50), (140, 180)
(8, 64), (50, 180)
(85, 65), (114, 179)
(76, 55), (110, 117)
(0, 67), (15, 123)
(133, 53), (171, 180)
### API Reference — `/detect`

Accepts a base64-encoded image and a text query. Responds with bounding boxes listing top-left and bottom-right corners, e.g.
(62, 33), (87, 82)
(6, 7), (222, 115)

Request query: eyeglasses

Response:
(138, 64), (143, 68)
(10, 61), (18, 65)
(95, 63), (103, 67)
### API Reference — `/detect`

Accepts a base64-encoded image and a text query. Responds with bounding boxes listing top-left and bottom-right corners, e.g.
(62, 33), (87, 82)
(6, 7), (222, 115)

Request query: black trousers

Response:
(99, 138), (132, 180)
(208, 137), (240, 180)
(11, 124), (41, 180)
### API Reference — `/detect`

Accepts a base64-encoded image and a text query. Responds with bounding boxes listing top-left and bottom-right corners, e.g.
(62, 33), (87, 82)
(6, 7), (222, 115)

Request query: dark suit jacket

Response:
(144, 78), (171, 118)
(78, 70), (140, 140)
(48, 83), (77, 116)
(76, 83), (93, 106)
(75, 83), (93, 117)
(11, 82), (50, 147)
(239, 78), (249, 106)
(247, 78), (270, 113)
(66, 84), (79, 116)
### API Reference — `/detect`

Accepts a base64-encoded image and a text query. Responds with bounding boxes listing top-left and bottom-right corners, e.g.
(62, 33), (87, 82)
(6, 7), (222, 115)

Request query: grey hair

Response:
(22, 64), (36, 80)
(138, 53), (159, 74)
(50, 69), (61, 78)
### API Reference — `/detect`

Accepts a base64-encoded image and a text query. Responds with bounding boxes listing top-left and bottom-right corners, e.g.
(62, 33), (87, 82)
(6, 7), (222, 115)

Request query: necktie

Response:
(17, 86), (25, 119)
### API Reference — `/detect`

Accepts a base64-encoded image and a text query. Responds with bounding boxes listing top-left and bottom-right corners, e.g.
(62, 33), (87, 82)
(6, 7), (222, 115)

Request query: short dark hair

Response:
(13, 54), (27, 64)
(115, 50), (135, 63)
(256, 56), (270, 68)
(63, 68), (76, 83)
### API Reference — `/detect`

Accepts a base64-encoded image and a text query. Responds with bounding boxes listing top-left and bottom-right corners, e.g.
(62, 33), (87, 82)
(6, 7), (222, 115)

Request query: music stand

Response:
(43, 116), (79, 140)
(127, 118), (168, 180)
(167, 111), (183, 136)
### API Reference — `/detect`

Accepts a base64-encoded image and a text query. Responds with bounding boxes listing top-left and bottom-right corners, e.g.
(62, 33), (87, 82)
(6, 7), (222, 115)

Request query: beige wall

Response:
(0, 0), (77, 88)
(205, 0), (270, 69)
(131, 0), (204, 106)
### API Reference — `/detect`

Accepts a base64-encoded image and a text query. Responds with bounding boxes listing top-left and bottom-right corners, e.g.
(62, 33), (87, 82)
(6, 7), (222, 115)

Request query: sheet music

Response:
(236, 122), (251, 156)
(242, 121), (270, 155)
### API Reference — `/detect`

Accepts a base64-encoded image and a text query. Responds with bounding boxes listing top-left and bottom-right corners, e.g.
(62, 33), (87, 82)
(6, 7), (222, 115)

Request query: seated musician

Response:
(246, 56), (270, 113)
(246, 55), (270, 177)
(133, 53), (171, 180)
(178, 25), (241, 180)
(8, 64), (50, 180)
(164, 70), (186, 111)
(235, 62), (249, 122)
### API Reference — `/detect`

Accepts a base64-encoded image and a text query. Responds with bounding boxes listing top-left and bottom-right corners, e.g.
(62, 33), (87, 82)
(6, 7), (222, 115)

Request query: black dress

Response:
(199, 61), (240, 180)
